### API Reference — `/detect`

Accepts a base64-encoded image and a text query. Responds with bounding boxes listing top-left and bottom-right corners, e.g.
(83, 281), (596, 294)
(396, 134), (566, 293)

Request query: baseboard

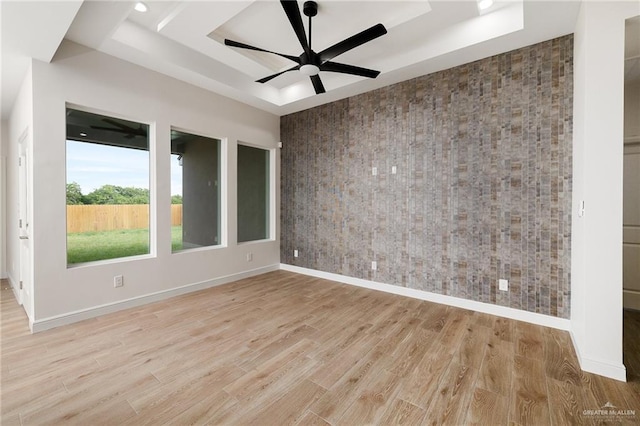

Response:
(280, 264), (571, 331)
(623, 289), (640, 311)
(31, 264), (280, 333)
(569, 330), (627, 382)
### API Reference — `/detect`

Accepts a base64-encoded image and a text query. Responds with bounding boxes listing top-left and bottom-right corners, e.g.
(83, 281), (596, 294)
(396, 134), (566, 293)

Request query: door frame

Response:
(17, 127), (32, 318)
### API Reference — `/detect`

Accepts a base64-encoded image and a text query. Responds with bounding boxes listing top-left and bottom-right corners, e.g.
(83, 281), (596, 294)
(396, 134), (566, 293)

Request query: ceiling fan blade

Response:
(224, 39), (300, 63)
(91, 125), (147, 137)
(281, 0), (310, 54)
(318, 23), (387, 63)
(320, 61), (380, 78)
(310, 75), (325, 94)
(90, 126), (134, 134)
(102, 118), (136, 131)
(257, 65), (301, 83)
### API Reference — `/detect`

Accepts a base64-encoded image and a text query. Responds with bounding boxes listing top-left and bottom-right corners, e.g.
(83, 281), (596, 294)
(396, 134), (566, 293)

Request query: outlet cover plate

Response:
(499, 279), (509, 291)
(114, 275), (124, 288)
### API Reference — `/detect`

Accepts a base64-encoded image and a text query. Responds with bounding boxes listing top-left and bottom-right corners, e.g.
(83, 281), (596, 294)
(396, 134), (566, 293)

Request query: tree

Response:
(66, 182), (84, 205)
(84, 185), (149, 205)
(171, 194), (183, 204)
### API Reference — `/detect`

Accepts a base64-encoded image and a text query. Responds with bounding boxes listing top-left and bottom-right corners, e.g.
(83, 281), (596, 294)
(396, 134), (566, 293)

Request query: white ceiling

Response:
(1, 1), (594, 119)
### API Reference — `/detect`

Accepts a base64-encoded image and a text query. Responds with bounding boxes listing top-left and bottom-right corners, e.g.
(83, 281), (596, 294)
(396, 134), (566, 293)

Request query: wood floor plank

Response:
(515, 320), (544, 360)
(476, 334), (514, 396)
(543, 327), (582, 386)
(223, 338), (318, 402)
(337, 369), (403, 425)
(493, 317), (515, 342)
(466, 387), (509, 425)
(22, 397), (137, 426)
(236, 379), (325, 425)
(437, 307), (473, 354)
(419, 302), (449, 333)
(454, 320), (491, 369)
(308, 339), (389, 423)
(423, 361), (478, 425)
(307, 322), (372, 363)
(295, 410), (331, 426)
(1, 273), (639, 425)
(387, 328), (438, 378)
(396, 344), (454, 410)
(510, 354), (551, 425)
(308, 333), (381, 390)
(378, 398), (426, 425)
(160, 390), (237, 426)
(546, 377), (592, 426)
(580, 370), (637, 420)
(238, 323), (319, 370)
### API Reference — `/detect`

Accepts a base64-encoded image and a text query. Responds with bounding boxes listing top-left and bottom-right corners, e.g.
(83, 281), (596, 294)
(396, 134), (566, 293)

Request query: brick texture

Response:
(281, 35), (573, 318)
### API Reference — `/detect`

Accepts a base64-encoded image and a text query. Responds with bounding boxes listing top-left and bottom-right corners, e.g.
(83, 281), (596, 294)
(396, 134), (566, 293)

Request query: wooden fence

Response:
(67, 204), (182, 233)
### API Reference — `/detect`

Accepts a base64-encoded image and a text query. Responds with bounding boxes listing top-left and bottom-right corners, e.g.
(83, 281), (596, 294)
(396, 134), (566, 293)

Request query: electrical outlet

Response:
(294, 249), (299, 258)
(372, 167), (378, 176)
(246, 252), (253, 262)
(391, 166), (397, 174)
(371, 261), (377, 271)
(498, 279), (509, 291)
(114, 275), (124, 288)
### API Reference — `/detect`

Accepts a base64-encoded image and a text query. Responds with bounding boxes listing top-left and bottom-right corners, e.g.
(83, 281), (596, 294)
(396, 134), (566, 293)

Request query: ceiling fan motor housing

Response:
(303, 1), (318, 17)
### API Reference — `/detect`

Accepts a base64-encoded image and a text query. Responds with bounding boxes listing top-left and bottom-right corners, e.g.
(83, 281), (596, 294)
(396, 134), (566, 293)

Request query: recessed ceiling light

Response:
(79, 132), (87, 137)
(134, 2), (148, 13)
(478, 0), (494, 10)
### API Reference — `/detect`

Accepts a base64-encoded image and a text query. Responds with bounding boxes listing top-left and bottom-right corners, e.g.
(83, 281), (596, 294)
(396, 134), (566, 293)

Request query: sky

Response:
(66, 140), (182, 196)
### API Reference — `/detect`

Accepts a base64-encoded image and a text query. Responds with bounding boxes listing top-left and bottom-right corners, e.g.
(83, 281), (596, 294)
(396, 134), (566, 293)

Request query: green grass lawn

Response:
(67, 226), (183, 264)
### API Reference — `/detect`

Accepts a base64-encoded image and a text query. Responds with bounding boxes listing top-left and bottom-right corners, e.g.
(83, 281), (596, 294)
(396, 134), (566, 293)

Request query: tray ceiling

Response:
(2, 1), (584, 117)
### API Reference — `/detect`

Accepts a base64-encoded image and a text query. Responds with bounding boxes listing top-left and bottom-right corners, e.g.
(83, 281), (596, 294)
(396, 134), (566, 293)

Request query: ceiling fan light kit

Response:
(299, 64), (320, 76)
(224, 0), (387, 95)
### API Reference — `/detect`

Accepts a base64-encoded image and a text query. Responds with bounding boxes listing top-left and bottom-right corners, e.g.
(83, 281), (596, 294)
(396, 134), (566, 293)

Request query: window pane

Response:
(66, 108), (150, 265)
(237, 144), (270, 242)
(171, 130), (221, 251)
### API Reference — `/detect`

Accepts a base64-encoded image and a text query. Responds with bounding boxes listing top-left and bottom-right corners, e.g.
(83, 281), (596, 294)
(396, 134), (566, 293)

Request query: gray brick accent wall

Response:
(281, 35), (573, 318)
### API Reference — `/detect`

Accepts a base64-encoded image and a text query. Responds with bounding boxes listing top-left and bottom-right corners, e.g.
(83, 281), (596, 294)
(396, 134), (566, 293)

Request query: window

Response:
(237, 144), (270, 242)
(66, 108), (150, 265)
(171, 130), (221, 251)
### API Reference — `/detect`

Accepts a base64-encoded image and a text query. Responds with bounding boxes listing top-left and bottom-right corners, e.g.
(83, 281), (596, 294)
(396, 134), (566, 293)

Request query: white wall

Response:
(24, 41), (279, 327)
(572, 1), (640, 381)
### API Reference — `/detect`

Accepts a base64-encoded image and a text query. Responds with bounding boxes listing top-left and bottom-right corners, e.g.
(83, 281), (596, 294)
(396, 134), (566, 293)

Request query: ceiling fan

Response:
(224, 0), (387, 94)
(91, 118), (147, 139)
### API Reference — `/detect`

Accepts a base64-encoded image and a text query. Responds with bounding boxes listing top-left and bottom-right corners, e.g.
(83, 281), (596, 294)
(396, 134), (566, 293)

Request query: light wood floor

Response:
(2, 271), (639, 425)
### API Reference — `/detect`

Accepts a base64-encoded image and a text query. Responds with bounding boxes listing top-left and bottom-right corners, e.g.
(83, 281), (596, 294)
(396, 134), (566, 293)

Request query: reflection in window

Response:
(171, 130), (221, 251)
(237, 144), (270, 242)
(66, 108), (150, 265)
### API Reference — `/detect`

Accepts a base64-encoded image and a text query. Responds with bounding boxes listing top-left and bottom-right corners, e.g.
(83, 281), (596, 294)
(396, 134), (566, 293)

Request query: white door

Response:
(17, 130), (32, 317)
(623, 141), (640, 310)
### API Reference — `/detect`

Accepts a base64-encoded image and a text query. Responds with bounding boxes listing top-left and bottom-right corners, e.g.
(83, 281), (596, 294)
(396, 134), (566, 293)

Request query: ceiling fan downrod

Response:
(303, 1), (317, 51)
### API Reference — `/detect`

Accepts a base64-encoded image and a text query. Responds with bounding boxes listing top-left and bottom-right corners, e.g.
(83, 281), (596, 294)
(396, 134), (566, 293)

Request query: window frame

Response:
(236, 141), (276, 244)
(169, 127), (227, 254)
(65, 104), (155, 267)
